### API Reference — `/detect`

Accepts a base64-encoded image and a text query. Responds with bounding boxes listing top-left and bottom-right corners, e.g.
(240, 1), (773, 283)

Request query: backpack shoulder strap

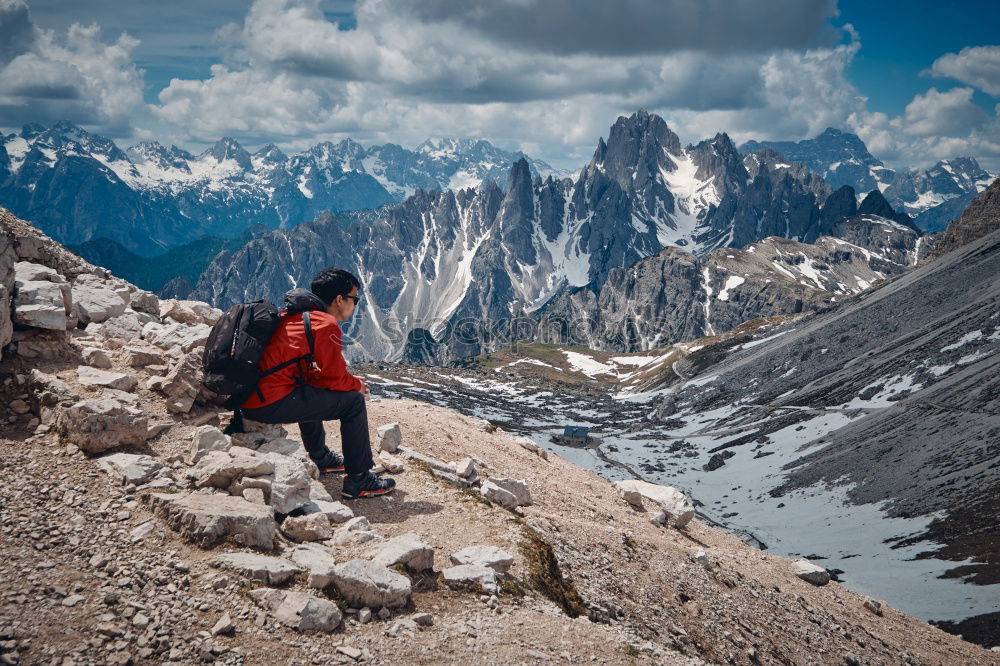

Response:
(303, 310), (316, 357)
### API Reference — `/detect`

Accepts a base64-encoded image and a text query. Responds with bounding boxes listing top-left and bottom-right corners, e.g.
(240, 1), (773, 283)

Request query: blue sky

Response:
(1, 0), (998, 171)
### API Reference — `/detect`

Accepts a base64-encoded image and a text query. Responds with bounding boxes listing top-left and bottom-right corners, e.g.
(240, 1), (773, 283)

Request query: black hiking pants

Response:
(242, 385), (373, 475)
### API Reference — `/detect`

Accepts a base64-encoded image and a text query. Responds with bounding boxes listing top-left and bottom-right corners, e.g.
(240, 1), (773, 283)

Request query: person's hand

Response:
(360, 380), (370, 397)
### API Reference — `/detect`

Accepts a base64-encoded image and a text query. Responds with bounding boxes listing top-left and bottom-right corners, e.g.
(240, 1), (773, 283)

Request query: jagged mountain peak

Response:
(21, 122), (46, 140)
(204, 137), (252, 170)
(253, 143), (288, 163)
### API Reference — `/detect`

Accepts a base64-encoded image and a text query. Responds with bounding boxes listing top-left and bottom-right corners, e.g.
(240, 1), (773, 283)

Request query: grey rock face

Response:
(538, 213), (922, 353)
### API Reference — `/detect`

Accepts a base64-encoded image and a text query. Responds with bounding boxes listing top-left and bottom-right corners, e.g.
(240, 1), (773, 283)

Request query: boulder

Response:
(252, 435), (297, 455)
(94, 312), (144, 342)
(77, 366), (137, 392)
(377, 451), (404, 473)
(250, 589), (341, 633)
(72, 274), (127, 324)
(122, 345), (163, 368)
(308, 478), (333, 500)
(613, 480), (694, 528)
(190, 425), (231, 463)
(57, 398), (150, 453)
(81, 347), (112, 369)
(262, 452), (313, 514)
(13, 279), (69, 330)
(452, 457), (476, 478)
(486, 478), (532, 506)
(210, 553), (302, 585)
(193, 450), (273, 489)
(142, 321), (211, 353)
(243, 488), (267, 505)
(372, 533), (434, 572)
(449, 546), (514, 574)
(96, 453), (166, 487)
(377, 423), (402, 453)
(792, 559), (831, 586)
(280, 513), (333, 542)
(330, 559), (411, 609)
(440, 564), (498, 594)
(145, 492), (276, 549)
(513, 436), (549, 459)
(152, 352), (202, 413)
(128, 290), (160, 316)
(480, 481), (519, 509)
(290, 543), (339, 589)
(300, 500), (354, 524)
(159, 299), (200, 325)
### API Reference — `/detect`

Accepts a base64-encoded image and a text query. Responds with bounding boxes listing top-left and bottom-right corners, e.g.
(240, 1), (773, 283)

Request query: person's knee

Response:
(346, 390), (366, 413)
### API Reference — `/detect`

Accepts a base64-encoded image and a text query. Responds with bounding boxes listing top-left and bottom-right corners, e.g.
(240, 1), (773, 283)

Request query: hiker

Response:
(241, 268), (395, 499)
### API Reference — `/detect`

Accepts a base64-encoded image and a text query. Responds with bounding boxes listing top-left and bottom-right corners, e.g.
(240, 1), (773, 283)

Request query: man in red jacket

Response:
(242, 268), (395, 500)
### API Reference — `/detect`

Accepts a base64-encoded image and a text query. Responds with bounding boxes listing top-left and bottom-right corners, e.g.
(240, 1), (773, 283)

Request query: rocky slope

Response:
(931, 178), (1000, 257)
(3, 212), (998, 664)
(520, 208), (927, 355)
(194, 111), (895, 364)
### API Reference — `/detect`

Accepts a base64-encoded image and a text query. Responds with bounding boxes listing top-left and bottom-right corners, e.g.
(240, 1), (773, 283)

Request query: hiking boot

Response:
(342, 471), (396, 500)
(315, 451), (346, 476)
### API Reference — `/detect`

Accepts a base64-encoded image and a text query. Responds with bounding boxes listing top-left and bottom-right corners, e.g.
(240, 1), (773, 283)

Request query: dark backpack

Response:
(201, 299), (316, 431)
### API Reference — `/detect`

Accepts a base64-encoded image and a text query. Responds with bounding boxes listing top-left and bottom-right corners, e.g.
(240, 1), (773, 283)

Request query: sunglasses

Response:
(344, 294), (360, 305)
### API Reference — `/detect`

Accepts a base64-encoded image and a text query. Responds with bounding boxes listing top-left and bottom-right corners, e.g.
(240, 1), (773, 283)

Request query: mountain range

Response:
(740, 128), (994, 231)
(191, 111), (933, 364)
(0, 121), (555, 258)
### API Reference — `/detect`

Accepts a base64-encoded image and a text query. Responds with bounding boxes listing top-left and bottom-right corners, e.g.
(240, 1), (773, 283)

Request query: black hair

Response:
(310, 268), (361, 306)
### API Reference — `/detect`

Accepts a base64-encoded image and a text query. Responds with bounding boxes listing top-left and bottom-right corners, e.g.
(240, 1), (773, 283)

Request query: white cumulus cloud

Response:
(927, 45), (1000, 96)
(0, 0), (144, 132)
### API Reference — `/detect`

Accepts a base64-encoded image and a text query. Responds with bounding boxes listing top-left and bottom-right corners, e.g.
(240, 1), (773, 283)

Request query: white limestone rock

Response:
(372, 533), (434, 572)
(96, 452), (165, 487)
(613, 479), (695, 528)
(449, 546), (514, 574)
(290, 543), (339, 589)
(480, 481), (519, 509)
(262, 452), (313, 515)
(300, 500), (354, 524)
(57, 397), (150, 453)
(190, 425), (231, 464)
(280, 513), (333, 542)
(145, 492), (276, 549)
(211, 553), (303, 585)
(72, 274), (128, 325)
(484, 477), (532, 507)
(330, 559), (411, 609)
(377, 423), (402, 453)
(250, 589), (342, 633)
(441, 564), (498, 594)
(81, 347), (112, 369)
(77, 366), (137, 392)
(792, 559), (831, 586)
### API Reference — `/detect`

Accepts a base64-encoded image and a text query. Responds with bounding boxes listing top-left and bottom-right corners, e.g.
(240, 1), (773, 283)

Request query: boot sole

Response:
(341, 487), (395, 500)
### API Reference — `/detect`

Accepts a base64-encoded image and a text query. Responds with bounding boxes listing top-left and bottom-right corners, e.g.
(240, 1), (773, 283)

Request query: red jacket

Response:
(242, 310), (363, 408)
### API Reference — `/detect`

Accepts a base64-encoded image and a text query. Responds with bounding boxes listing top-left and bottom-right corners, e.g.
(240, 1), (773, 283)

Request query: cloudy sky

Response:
(1, 0), (998, 171)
